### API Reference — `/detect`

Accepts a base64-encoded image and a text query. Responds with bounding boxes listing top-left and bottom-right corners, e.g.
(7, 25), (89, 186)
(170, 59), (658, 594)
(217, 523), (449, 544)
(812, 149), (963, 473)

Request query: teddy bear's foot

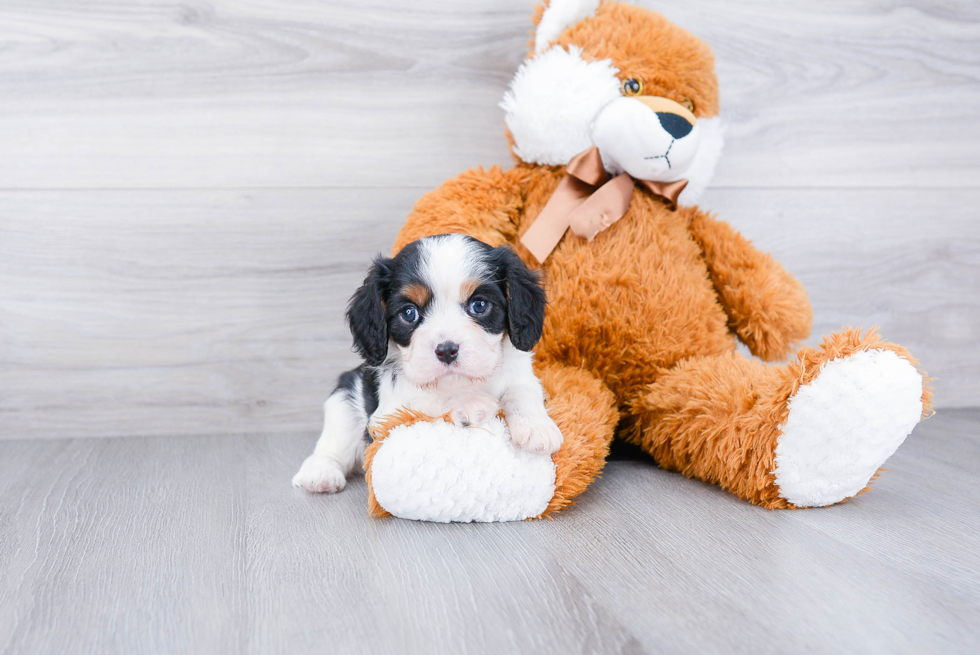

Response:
(627, 329), (929, 509)
(773, 348), (924, 507)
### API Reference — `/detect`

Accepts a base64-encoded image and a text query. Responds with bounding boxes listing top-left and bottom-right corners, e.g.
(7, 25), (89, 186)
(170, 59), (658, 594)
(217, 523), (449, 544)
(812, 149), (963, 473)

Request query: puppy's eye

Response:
(681, 97), (695, 112)
(468, 299), (489, 315)
(622, 78), (643, 96)
(400, 306), (419, 324)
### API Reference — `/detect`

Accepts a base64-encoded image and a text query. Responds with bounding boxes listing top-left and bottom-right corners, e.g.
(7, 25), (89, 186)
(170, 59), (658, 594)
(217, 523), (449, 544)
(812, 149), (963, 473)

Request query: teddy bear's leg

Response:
(533, 361), (620, 517)
(626, 329), (931, 508)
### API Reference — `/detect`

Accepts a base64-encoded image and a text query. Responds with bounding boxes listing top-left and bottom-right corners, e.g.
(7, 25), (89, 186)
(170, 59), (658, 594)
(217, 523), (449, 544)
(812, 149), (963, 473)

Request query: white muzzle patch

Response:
(592, 97), (702, 182)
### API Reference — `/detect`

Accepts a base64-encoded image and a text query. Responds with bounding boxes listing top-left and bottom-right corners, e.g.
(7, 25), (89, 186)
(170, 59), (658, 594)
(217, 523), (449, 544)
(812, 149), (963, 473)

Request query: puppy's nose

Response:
(434, 341), (459, 365)
(656, 112), (693, 139)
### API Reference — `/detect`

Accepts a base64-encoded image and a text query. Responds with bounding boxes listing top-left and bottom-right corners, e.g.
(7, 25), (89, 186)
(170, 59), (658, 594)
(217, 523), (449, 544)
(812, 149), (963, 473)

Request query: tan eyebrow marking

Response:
(401, 283), (431, 306)
(460, 278), (481, 302)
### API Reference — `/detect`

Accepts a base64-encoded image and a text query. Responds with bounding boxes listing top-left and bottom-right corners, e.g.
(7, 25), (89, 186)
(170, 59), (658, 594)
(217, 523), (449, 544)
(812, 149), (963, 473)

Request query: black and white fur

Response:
(292, 234), (563, 493)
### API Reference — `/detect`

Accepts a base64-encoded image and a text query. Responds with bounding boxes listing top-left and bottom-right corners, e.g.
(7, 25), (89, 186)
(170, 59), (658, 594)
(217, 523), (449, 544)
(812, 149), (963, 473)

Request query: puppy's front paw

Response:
(508, 415), (564, 455)
(292, 455), (346, 493)
(450, 393), (500, 427)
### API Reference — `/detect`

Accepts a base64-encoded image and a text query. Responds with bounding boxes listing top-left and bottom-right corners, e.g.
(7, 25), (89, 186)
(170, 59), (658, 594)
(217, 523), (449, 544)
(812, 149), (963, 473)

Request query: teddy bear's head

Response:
(502, 0), (723, 205)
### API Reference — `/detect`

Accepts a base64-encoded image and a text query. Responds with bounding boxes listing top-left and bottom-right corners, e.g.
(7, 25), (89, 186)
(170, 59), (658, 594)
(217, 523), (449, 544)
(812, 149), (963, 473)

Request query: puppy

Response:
(292, 233), (563, 493)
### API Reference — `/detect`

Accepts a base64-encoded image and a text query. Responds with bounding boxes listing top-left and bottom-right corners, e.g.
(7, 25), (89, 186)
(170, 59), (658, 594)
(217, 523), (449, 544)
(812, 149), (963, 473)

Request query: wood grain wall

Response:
(1, 0), (978, 440)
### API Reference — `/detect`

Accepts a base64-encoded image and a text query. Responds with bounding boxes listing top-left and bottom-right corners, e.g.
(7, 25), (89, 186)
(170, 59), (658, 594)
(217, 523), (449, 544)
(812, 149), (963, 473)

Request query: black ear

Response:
(492, 246), (547, 351)
(346, 256), (393, 366)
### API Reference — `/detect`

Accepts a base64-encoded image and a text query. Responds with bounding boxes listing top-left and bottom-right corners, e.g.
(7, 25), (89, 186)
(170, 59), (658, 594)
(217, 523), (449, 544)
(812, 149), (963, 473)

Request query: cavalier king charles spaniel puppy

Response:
(293, 234), (563, 493)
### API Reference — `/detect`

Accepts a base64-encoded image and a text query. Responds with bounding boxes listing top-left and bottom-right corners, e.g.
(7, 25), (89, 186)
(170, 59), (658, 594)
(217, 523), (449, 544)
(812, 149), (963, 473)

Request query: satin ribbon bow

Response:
(520, 146), (688, 264)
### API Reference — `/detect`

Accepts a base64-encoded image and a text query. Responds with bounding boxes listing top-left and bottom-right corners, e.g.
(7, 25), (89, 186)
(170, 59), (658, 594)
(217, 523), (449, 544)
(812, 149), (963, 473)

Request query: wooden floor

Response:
(1, 409), (978, 654)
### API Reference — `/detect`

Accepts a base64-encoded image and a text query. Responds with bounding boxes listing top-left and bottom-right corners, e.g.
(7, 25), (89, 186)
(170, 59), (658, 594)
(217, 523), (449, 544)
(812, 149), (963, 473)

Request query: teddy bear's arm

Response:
(393, 166), (527, 253)
(689, 211), (812, 361)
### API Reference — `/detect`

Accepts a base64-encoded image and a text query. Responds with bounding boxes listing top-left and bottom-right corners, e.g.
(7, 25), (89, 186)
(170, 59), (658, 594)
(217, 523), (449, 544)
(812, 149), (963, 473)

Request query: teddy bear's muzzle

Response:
(634, 95), (697, 129)
(592, 95), (702, 182)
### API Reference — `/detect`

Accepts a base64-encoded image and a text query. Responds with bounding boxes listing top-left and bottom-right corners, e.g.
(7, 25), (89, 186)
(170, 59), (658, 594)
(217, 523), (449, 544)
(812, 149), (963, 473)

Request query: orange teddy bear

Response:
(369, 0), (930, 519)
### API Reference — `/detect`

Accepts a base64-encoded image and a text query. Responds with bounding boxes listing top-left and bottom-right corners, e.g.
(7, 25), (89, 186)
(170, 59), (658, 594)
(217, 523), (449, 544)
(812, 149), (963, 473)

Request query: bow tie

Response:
(520, 146), (688, 264)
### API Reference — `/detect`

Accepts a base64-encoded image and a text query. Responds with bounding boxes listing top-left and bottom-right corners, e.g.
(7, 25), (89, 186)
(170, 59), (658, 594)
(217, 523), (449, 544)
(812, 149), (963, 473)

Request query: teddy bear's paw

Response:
(292, 455), (347, 493)
(508, 414), (564, 455)
(772, 349), (924, 507)
(450, 393), (500, 428)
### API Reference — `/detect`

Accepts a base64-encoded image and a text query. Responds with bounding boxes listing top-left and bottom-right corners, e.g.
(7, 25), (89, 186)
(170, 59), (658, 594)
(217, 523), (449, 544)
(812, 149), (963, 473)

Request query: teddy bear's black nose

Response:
(656, 112), (693, 139)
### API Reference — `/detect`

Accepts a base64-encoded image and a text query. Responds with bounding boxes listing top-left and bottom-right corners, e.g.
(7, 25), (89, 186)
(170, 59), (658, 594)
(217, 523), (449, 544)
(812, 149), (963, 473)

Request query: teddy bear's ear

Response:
(533, 0), (601, 54)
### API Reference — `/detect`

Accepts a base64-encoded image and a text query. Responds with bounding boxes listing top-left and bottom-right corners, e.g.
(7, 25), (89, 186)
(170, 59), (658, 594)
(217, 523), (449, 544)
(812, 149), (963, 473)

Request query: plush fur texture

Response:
(502, 45), (622, 167)
(364, 363), (619, 520)
(502, 1), (724, 206)
(773, 348), (925, 507)
(367, 412), (557, 523)
(534, 0), (601, 53)
(627, 329), (931, 509)
(365, 409), (439, 518)
(388, 0), (931, 513)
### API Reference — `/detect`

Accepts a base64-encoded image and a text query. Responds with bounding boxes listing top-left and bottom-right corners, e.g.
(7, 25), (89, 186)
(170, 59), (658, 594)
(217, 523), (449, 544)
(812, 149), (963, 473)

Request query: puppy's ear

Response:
(492, 246), (547, 351)
(347, 256), (393, 366)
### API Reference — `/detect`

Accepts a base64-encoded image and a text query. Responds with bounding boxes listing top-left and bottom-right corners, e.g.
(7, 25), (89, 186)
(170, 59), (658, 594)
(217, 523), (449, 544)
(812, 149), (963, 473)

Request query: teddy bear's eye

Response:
(682, 97), (695, 113)
(621, 78), (643, 96)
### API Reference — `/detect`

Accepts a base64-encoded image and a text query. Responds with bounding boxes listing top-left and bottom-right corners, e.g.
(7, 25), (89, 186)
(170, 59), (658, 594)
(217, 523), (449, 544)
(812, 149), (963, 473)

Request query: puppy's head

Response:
(347, 234), (546, 387)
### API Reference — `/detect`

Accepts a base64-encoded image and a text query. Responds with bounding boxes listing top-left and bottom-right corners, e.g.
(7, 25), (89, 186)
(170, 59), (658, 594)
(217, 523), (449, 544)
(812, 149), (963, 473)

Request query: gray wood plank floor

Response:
(1, 409), (978, 654)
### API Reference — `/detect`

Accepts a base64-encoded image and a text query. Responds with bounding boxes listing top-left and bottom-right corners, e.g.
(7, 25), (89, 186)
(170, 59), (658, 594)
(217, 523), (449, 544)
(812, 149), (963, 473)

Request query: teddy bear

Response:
(366, 0), (931, 521)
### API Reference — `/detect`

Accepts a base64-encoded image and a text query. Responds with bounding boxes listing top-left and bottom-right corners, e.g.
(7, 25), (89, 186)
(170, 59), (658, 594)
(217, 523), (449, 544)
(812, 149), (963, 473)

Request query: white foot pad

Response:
(371, 417), (556, 522)
(773, 349), (923, 507)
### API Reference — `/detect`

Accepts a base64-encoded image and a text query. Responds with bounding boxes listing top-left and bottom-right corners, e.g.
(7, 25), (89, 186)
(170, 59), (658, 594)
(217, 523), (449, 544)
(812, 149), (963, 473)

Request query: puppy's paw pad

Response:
(292, 456), (346, 493)
(509, 417), (564, 455)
